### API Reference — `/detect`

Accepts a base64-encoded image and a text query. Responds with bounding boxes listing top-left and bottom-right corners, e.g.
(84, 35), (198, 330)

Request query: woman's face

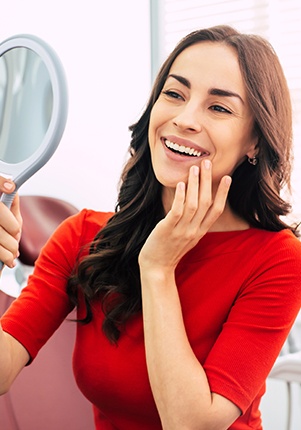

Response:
(148, 41), (257, 194)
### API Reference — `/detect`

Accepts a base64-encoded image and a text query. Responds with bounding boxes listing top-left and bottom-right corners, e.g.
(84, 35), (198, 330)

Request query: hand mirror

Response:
(0, 34), (68, 267)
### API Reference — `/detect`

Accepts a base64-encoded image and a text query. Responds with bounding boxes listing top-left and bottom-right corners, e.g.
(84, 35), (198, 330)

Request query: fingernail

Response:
(178, 182), (185, 191)
(225, 176), (232, 186)
(192, 166), (199, 176)
(3, 182), (13, 190)
(204, 159), (211, 170)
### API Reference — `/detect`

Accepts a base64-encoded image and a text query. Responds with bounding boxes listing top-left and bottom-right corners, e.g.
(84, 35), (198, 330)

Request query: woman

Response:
(1, 25), (301, 430)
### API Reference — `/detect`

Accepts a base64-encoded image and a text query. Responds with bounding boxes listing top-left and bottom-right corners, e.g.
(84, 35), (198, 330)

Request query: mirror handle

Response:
(0, 191), (17, 270)
(1, 191), (16, 208)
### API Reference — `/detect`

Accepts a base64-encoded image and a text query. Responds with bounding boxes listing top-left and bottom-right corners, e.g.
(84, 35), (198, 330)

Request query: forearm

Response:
(141, 269), (216, 430)
(139, 168), (238, 428)
(0, 322), (29, 395)
(0, 323), (13, 394)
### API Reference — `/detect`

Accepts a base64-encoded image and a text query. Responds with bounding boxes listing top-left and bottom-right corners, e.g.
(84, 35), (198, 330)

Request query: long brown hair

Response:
(67, 25), (297, 343)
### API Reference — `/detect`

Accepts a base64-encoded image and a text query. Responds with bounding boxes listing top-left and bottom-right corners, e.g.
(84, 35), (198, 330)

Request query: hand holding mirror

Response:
(0, 34), (68, 268)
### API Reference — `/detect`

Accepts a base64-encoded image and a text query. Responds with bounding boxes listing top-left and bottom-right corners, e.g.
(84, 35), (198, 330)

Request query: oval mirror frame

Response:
(0, 34), (68, 193)
(0, 34), (68, 269)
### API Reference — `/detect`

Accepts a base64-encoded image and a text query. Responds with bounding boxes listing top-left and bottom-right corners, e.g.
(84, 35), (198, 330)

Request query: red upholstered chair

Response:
(0, 195), (95, 430)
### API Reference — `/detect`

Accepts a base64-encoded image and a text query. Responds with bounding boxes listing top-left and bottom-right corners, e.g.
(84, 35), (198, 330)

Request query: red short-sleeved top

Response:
(2, 209), (301, 429)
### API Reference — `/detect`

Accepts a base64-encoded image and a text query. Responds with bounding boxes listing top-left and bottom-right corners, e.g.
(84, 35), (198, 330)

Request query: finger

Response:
(165, 181), (186, 226)
(188, 159), (213, 227)
(0, 199), (22, 239)
(212, 175), (232, 216)
(0, 177), (16, 195)
(199, 159), (213, 209)
(0, 197), (21, 268)
(182, 165), (200, 221)
(0, 229), (19, 268)
(199, 175), (232, 233)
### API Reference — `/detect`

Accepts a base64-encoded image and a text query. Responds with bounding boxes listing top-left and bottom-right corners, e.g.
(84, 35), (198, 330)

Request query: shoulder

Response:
(226, 227), (301, 259)
(197, 227), (301, 262)
(196, 227), (301, 292)
(58, 208), (114, 237)
(68, 208), (114, 232)
(232, 228), (301, 279)
(242, 229), (301, 303)
(44, 209), (114, 258)
(252, 228), (301, 262)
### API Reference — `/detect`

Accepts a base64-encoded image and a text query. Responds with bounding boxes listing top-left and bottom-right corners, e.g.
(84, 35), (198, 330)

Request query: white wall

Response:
(0, 0), (151, 211)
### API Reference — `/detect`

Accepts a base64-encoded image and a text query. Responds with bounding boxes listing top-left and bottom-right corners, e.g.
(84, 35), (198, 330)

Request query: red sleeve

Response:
(203, 230), (301, 414)
(0, 209), (113, 361)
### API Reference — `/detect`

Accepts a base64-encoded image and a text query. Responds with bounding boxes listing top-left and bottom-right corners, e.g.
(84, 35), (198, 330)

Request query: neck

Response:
(208, 203), (250, 232)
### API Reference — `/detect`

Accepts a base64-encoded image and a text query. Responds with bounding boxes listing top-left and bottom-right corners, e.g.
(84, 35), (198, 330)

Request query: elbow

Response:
(161, 417), (229, 430)
(0, 382), (11, 396)
(163, 424), (230, 430)
(0, 373), (14, 395)
(160, 409), (237, 430)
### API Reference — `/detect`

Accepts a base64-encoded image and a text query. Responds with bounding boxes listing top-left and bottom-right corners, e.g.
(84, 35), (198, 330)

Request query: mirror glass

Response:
(0, 47), (53, 164)
(0, 34), (68, 196)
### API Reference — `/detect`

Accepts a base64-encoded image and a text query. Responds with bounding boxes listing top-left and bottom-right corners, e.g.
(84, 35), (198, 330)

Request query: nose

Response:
(173, 103), (202, 133)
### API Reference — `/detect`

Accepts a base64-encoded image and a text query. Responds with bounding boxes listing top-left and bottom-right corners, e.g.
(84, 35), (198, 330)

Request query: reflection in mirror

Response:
(0, 47), (53, 164)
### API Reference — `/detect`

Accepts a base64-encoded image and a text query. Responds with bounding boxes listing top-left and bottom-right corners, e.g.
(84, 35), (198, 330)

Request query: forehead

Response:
(169, 41), (246, 96)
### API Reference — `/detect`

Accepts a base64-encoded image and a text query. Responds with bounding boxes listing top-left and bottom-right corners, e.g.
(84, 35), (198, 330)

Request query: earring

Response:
(248, 156), (258, 166)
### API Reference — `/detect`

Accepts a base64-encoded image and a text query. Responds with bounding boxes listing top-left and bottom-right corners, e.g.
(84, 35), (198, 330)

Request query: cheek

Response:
(233, 120), (257, 152)
(148, 118), (155, 152)
(211, 132), (250, 177)
(213, 125), (253, 156)
(148, 107), (157, 136)
(148, 107), (163, 148)
(149, 100), (170, 130)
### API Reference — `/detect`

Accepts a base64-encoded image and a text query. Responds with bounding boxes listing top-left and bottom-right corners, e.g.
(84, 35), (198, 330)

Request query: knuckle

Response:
(201, 197), (212, 209)
(12, 226), (21, 238)
(184, 228), (197, 241)
(170, 210), (183, 224)
(186, 204), (198, 215)
(0, 251), (12, 268)
(213, 202), (224, 216)
(186, 200), (198, 212)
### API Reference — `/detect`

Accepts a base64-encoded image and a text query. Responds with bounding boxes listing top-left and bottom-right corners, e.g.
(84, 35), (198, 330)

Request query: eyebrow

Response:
(167, 73), (244, 104)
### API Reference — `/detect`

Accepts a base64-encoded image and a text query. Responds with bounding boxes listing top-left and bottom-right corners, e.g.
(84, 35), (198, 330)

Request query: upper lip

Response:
(163, 135), (210, 155)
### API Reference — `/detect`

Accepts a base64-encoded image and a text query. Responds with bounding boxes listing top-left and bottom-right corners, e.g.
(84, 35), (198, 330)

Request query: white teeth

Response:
(165, 139), (204, 157)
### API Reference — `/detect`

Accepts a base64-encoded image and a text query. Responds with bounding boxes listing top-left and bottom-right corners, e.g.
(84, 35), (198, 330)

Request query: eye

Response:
(210, 104), (232, 114)
(162, 90), (184, 100)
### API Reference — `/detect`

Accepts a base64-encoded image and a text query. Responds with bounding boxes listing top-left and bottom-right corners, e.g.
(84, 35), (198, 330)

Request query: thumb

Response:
(0, 177), (16, 195)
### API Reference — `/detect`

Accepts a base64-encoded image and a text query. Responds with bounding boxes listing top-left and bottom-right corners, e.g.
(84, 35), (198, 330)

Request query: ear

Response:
(246, 134), (259, 159)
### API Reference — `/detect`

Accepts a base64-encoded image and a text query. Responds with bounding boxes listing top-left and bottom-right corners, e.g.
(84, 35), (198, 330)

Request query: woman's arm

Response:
(140, 269), (240, 430)
(0, 178), (29, 394)
(0, 178), (22, 268)
(0, 327), (30, 395)
(139, 162), (239, 430)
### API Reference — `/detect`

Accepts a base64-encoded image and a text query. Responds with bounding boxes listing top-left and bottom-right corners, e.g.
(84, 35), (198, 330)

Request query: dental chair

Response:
(0, 195), (94, 430)
(267, 318), (301, 430)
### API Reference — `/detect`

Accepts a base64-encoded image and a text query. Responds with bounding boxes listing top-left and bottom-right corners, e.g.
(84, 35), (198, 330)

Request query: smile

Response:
(164, 139), (209, 158)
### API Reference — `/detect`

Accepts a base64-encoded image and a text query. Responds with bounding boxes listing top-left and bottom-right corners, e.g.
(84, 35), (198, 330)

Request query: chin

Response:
(155, 171), (186, 189)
